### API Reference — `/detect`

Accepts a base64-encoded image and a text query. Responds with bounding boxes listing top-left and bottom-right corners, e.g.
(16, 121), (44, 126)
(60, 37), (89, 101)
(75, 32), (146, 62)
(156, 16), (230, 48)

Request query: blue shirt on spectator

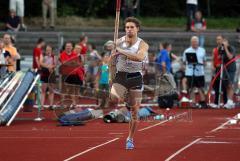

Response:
(99, 64), (109, 84)
(156, 49), (171, 73)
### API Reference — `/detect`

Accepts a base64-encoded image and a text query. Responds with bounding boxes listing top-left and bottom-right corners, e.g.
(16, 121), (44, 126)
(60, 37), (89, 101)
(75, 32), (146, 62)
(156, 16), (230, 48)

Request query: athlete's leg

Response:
(127, 89), (142, 139)
(110, 83), (127, 105)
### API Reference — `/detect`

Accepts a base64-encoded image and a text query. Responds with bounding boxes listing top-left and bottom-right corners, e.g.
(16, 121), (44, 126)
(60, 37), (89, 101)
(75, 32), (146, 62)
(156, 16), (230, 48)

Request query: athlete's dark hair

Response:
(124, 17), (141, 29)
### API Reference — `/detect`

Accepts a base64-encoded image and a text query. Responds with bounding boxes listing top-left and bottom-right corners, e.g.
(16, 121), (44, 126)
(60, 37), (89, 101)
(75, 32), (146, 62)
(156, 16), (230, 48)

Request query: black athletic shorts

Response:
(65, 75), (83, 85)
(113, 71), (143, 90)
(186, 76), (205, 88)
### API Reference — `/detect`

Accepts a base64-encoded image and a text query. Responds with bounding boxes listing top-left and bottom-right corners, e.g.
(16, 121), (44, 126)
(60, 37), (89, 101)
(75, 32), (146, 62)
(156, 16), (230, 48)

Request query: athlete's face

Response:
(125, 22), (139, 38)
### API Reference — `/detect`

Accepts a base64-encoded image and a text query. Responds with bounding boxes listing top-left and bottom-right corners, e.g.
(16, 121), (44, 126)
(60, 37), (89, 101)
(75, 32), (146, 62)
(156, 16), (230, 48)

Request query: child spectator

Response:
(96, 52), (110, 108)
(39, 44), (57, 109)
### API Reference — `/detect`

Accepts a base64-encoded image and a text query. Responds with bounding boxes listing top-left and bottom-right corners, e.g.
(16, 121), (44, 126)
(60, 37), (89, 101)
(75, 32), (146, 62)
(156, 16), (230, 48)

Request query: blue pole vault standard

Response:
(0, 71), (38, 126)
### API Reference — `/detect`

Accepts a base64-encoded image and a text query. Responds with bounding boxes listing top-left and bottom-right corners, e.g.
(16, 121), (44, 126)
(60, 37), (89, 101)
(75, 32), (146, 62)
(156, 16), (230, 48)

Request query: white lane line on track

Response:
(138, 120), (169, 132)
(197, 141), (231, 144)
(63, 138), (119, 161)
(165, 138), (201, 161)
(0, 137), (113, 139)
(138, 112), (187, 132)
(210, 114), (238, 133)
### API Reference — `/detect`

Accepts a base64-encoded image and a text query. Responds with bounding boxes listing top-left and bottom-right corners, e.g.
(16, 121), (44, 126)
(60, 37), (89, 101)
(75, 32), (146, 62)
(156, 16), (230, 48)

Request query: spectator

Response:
(33, 38), (45, 71)
(79, 35), (88, 61)
(143, 52), (156, 85)
(59, 42), (84, 106)
(85, 43), (101, 89)
(191, 11), (206, 47)
(39, 44), (56, 109)
(95, 52), (110, 108)
(3, 33), (20, 72)
(121, 0), (139, 20)
(42, 0), (56, 30)
(0, 38), (10, 77)
(74, 44), (83, 60)
(211, 35), (236, 109)
(182, 36), (207, 108)
(5, 9), (20, 32)
(156, 42), (172, 74)
(9, 0), (27, 30)
(186, 0), (198, 31)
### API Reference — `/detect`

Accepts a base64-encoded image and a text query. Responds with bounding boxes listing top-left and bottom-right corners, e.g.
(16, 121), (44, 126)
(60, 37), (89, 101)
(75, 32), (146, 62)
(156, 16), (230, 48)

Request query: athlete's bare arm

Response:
(116, 40), (149, 62)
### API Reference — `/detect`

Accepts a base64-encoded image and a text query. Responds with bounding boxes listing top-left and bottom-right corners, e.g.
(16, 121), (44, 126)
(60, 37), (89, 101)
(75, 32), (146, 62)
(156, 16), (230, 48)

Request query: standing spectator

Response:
(0, 38), (10, 77)
(3, 33), (20, 72)
(74, 44), (83, 60)
(42, 0), (56, 30)
(9, 0), (27, 30)
(186, 0), (198, 31)
(156, 42), (172, 74)
(79, 35), (88, 61)
(211, 36), (236, 109)
(5, 9), (20, 32)
(39, 44), (57, 109)
(191, 11), (207, 47)
(85, 43), (101, 89)
(121, 0), (139, 20)
(59, 42), (84, 106)
(182, 36), (207, 108)
(33, 38), (45, 71)
(96, 52), (110, 108)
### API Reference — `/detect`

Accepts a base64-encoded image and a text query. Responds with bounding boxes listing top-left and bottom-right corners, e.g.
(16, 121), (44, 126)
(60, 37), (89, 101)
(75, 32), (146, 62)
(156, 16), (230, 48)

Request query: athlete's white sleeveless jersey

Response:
(116, 36), (145, 73)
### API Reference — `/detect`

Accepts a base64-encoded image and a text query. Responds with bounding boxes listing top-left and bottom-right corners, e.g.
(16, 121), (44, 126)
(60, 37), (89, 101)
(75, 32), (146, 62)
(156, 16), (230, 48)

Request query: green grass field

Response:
(1, 16), (240, 30)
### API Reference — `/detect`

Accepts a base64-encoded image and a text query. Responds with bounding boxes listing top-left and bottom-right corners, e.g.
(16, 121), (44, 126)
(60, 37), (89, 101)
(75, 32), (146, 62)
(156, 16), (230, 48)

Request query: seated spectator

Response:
(191, 10), (207, 47)
(9, 0), (27, 30)
(5, 9), (20, 32)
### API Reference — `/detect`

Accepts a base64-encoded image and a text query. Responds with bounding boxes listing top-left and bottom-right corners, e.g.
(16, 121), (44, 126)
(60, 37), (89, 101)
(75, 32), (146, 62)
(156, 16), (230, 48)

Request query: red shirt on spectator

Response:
(79, 43), (88, 55)
(59, 51), (85, 80)
(213, 47), (222, 68)
(33, 47), (42, 69)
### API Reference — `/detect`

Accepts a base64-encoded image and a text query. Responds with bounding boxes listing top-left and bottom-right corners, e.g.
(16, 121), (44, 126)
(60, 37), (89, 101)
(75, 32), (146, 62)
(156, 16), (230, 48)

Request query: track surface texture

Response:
(0, 108), (240, 161)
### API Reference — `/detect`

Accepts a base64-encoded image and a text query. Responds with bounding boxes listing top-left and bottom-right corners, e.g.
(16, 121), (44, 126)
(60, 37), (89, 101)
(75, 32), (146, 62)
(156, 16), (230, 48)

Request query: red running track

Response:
(0, 108), (239, 161)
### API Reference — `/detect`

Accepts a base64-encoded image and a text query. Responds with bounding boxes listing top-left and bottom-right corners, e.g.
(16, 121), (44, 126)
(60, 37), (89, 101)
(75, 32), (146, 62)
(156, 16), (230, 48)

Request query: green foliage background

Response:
(0, 0), (240, 20)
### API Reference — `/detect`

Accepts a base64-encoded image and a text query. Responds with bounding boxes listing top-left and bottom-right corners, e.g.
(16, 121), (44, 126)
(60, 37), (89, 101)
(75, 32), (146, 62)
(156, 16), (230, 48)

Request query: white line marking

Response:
(165, 138), (201, 161)
(197, 141), (231, 144)
(63, 138), (119, 161)
(138, 112), (187, 132)
(34, 103), (158, 108)
(210, 114), (238, 133)
(108, 133), (124, 135)
(0, 136), (112, 139)
(138, 120), (169, 132)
